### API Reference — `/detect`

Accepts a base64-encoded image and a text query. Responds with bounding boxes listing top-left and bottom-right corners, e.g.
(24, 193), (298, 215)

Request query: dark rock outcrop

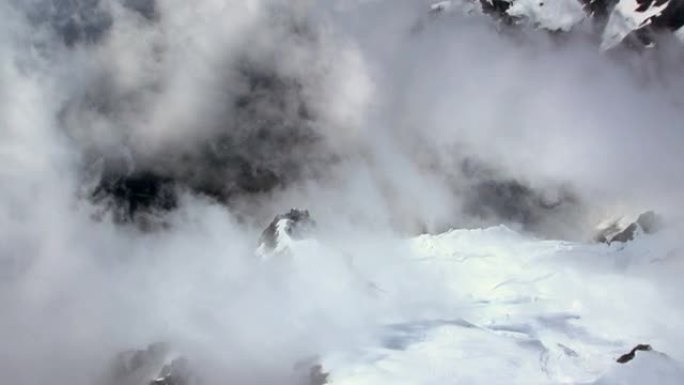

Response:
(580, 0), (619, 19)
(620, 0), (684, 48)
(595, 211), (661, 244)
(479, 0), (516, 24)
(616, 344), (653, 363)
(258, 209), (316, 252)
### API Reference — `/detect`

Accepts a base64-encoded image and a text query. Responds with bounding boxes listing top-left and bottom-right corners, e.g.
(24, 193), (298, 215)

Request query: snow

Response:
(431, 0), (684, 48)
(590, 351), (684, 385)
(601, 0), (672, 50)
(276, 225), (684, 384)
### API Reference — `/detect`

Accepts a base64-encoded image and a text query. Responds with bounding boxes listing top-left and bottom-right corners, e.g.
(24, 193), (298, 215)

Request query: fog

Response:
(1, 0), (684, 384)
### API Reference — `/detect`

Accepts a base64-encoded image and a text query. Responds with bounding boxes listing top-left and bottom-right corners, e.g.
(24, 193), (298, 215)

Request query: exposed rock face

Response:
(617, 344), (653, 363)
(580, 0), (619, 19)
(480, 0), (515, 23)
(258, 209), (316, 253)
(595, 211), (662, 244)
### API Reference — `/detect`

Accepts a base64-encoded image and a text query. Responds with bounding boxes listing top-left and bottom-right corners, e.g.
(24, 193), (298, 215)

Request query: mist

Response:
(1, 0), (684, 384)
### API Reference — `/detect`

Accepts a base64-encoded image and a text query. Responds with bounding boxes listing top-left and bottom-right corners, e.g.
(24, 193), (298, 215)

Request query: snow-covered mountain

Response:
(318, 225), (684, 384)
(244, 211), (682, 385)
(1, 1), (684, 385)
(90, 215), (684, 385)
(431, 0), (684, 49)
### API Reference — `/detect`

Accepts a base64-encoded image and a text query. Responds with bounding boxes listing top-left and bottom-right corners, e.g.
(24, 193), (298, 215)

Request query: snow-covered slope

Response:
(288, 226), (684, 385)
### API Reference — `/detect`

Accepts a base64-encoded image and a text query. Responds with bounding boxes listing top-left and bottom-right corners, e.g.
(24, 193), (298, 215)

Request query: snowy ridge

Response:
(432, 0), (684, 48)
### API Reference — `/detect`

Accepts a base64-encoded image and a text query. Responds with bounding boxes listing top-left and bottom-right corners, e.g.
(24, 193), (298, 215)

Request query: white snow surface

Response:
(276, 225), (684, 384)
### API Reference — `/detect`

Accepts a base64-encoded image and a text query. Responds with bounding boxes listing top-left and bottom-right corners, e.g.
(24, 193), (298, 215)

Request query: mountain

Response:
(431, 0), (684, 49)
(1, 1), (683, 385)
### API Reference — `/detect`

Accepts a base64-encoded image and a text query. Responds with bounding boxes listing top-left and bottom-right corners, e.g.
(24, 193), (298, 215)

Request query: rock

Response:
(609, 222), (640, 243)
(580, 0), (618, 19)
(593, 346), (683, 384)
(479, 0), (515, 24)
(595, 211), (662, 244)
(601, 0), (684, 50)
(617, 344), (652, 363)
(258, 209), (316, 253)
